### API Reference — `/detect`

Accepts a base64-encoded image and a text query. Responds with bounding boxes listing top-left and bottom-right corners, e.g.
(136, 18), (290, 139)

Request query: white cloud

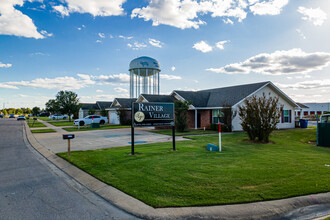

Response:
(96, 89), (103, 93)
(250, 0), (289, 15)
(0, 0), (44, 39)
(131, 0), (207, 29)
(119, 35), (133, 40)
(194, 80), (199, 83)
(171, 66), (176, 71)
(160, 74), (182, 80)
(0, 62), (12, 68)
(52, 0), (126, 17)
(215, 40), (229, 50)
(0, 83), (18, 89)
(296, 29), (306, 40)
(223, 18), (233, 24)
(297, 7), (327, 26)
(193, 41), (213, 53)
(53, 5), (70, 17)
(277, 79), (330, 90)
(206, 48), (330, 75)
(148, 38), (163, 48)
(0, 73), (131, 90)
(2, 74), (95, 90)
(96, 40), (102, 43)
(127, 42), (147, 50)
(131, 0), (288, 29)
(40, 30), (53, 37)
(92, 73), (130, 84)
(98, 33), (105, 38)
(114, 87), (128, 93)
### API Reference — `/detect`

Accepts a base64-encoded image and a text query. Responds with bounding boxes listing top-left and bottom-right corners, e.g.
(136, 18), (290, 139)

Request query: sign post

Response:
(131, 102), (175, 155)
(218, 122), (222, 152)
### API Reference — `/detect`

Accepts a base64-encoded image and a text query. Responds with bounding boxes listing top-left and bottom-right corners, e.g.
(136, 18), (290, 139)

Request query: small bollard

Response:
(63, 134), (75, 156)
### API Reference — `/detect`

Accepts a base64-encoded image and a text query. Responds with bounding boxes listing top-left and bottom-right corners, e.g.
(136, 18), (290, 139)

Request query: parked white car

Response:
(49, 114), (68, 120)
(74, 115), (108, 126)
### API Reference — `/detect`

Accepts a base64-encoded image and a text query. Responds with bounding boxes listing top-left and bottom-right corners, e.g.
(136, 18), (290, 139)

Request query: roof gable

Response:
(174, 81), (270, 108)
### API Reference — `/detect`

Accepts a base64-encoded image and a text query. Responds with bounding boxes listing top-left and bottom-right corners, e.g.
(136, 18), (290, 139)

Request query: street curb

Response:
(23, 122), (330, 219)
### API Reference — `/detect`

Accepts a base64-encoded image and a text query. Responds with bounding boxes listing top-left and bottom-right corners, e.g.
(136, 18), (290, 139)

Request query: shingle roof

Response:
(80, 103), (99, 110)
(174, 81), (270, 107)
(141, 94), (174, 103)
(96, 101), (113, 109)
(296, 102), (309, 109)
(113, 98), (137, 108)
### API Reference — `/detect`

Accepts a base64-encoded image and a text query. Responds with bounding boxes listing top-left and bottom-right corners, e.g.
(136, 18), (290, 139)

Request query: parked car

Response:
(0, 114), (3, 118)
(39, 112), (50, 117)
(9, 114), (15, 118)
(74, 115), (108, 126)
(49, 114), (68, 120)
(17, 115), (26, 121)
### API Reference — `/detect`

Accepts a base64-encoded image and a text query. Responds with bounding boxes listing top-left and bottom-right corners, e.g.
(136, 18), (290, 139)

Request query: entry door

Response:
(197, 112), (201, 128)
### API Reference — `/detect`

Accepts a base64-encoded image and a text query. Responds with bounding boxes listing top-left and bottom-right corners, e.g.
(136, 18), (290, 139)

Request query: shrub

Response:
(238, 93), (282, 143)
(174, 100), (190, 132)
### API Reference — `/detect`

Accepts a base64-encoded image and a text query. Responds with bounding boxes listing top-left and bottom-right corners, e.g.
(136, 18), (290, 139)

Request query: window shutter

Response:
(281, 110), (284, 123)
(289, 110), (292, 123)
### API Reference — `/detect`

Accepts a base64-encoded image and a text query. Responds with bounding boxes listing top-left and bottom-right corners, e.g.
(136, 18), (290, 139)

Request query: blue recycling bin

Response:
(299, 119), (308, 128)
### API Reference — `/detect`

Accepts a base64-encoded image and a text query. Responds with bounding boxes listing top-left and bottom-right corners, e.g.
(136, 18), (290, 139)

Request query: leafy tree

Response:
(26, 108), (32, 114)
(55, 91), (81, 121)
(16, 109), (23, 115)
(100, 108), (108, 117)
(45, 99), (60, 114)
(174, 100), (190, 132)
(238, 93), (282, 143)
(88, 107), (96, 115)
(3, 109), (8, 115)
(32, 107), (41, 116)
(116, 106), (130, 125)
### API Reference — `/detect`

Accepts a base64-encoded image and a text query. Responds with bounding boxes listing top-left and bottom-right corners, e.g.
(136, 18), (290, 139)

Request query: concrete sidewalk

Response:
(23, 122), (330, 219)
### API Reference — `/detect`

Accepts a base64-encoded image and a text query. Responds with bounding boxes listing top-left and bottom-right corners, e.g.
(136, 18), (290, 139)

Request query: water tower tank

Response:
(129, 56), (161, 98)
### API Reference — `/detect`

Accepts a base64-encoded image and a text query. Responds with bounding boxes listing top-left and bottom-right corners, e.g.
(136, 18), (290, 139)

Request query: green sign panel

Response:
(132, 102), (174, 127)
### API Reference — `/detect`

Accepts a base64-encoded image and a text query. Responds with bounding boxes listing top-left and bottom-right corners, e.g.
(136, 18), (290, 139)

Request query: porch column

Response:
(195, 109), (197, 130)
(300, 108), (302, 119)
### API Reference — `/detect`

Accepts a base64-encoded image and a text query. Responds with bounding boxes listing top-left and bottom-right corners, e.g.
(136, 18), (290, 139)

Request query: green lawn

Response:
(150, 129), (218, 136)
(31, 129), (57, 133)
(63, 124), (130, 132)
(27, 120), (46, 128)
(48, 121), (74, 126)
(58, 128), (330, 208)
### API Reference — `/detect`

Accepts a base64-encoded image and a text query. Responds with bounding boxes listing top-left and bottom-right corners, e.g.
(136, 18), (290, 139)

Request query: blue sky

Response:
(0, 0), (330, 108)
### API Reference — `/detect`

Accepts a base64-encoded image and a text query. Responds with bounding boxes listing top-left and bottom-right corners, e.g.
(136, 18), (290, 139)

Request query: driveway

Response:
(33, 126), (187, 153)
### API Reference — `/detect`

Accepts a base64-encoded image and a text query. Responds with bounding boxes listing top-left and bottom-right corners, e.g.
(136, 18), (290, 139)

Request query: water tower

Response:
(129, 56), (160, 98)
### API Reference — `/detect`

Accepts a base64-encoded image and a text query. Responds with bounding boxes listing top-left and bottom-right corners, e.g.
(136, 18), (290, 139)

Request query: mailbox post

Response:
(63, 134), (75, 156)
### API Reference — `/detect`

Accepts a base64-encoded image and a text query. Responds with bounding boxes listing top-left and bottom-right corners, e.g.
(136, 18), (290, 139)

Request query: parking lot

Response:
(33, 127), (187, 153)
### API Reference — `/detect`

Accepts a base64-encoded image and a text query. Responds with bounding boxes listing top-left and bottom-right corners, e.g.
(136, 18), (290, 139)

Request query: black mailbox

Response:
(63, 134), (75, 140)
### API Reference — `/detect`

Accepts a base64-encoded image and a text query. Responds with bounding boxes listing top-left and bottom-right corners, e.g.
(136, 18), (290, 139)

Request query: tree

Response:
(238, 93), (282, 143)
(32, 107), (41, 116)
(55, 91), (81, 122)
(3, 109), (8, 115)
(88, 107), (96, 115)
(46, 99), (60, 114)
(100, 108), (108, 117)
(116, 106), (130, 125)
(174, 100), (190, 132)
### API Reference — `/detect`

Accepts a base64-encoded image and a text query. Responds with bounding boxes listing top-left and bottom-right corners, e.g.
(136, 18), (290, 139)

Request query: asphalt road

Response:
(0, 118), (139, 220)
